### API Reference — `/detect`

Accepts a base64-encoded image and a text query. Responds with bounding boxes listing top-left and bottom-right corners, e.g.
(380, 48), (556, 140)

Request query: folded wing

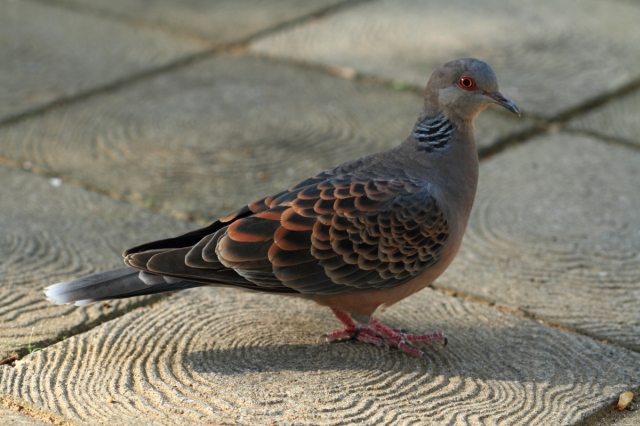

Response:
(123, 172), (449, 295)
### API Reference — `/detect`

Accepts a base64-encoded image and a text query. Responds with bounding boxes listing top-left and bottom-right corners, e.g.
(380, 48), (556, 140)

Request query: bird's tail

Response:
(44, 267), (204, 306)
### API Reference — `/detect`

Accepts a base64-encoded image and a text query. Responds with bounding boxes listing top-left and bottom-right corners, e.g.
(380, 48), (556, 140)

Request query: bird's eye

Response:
(458, 76), (476, 91)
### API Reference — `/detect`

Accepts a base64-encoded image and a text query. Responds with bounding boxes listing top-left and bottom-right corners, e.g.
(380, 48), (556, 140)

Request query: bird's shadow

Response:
(185, 323), (623, 386)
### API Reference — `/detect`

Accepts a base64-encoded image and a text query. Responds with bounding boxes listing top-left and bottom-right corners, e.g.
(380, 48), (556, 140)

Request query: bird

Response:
(45, 58), (520, 359)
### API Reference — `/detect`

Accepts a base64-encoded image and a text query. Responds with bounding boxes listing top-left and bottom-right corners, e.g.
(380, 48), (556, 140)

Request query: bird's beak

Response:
(484, 91), (520, 116)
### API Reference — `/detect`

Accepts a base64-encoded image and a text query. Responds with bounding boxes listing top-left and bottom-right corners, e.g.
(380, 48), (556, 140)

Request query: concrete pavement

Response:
(1, 0), (639, 424)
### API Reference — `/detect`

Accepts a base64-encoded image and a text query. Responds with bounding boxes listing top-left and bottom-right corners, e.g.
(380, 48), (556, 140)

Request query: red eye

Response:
(458, 76), (476, 91)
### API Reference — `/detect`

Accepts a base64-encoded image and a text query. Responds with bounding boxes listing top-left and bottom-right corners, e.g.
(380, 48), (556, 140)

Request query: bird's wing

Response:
(123, 172), (449, 295)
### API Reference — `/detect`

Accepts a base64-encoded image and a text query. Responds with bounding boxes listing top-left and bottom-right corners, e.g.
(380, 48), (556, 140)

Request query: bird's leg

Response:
(319, 308), (386, 347)
(330, 307), (358, 330)
(318, 307), (357, 342)
(320, 308), (446, 358)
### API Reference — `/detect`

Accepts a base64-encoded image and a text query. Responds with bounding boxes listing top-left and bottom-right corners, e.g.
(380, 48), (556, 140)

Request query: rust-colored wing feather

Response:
(123, 170), (449, 295)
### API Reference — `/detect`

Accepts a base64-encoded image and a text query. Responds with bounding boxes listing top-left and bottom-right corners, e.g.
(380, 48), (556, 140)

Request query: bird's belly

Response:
(312, 237), (462, 317)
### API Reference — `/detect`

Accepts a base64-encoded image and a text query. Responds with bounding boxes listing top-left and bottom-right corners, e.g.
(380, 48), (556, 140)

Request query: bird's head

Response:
(423, 58), (520, 120)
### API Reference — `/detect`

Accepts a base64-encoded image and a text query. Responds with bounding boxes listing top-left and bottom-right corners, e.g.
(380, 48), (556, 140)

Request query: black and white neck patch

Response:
(413, 115), (455, 153)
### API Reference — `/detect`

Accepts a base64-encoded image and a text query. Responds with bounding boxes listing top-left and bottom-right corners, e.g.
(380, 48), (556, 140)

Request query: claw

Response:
(319, 328), (354, 343)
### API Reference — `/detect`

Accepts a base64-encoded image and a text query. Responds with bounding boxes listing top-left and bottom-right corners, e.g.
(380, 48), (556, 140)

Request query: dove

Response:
(45, 58), (520, 359)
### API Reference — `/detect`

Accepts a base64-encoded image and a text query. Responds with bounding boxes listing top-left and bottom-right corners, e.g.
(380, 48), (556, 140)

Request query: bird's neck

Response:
(396, 117), (479, 233)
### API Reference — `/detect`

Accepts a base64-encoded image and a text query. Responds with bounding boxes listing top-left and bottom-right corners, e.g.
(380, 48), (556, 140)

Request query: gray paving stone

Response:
(0, 165), (195, 356)
(436, 133), (640, 350)
(55, 0), (347, 43)
(0, 0), (206, 121)
(569, 89), (640, 148)
(587, 403), (640, 426)
(0, 405), (52, 425)
(251, 0), (640, 118)
(1, 287), (639, 425)
(0, 54), (532, 223)
(617, 410), (640, 426)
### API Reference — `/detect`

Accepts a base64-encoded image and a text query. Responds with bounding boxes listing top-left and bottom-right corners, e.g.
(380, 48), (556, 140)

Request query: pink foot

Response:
(319, 308), (447, 359)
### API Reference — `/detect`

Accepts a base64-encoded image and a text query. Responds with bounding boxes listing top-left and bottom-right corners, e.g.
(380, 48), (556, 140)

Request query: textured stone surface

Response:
(584, 392), (640, 426)
(569, 89), (640, 148)
(2, 0), (639, 423)
(2, 287), (639, 425)
(0, 0), (205, 122)
(0, 165), (194, 356)
(56, 0), (347, 43)
(251, 0), (640, 118)
(618, 410), (640, 426)
(0, 406), (51, 425)
(0, 54), (531, 223)
(436, 133), (640, 350)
